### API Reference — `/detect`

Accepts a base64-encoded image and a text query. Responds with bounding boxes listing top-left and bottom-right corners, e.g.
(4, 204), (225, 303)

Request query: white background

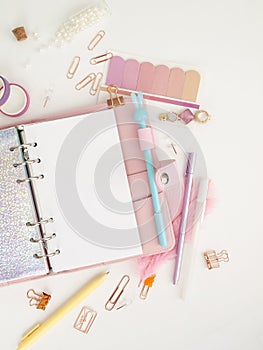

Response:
(0, 0), (263, 349)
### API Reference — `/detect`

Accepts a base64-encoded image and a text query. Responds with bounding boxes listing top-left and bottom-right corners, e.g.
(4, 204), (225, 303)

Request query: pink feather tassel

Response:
(137, 180), (216, 282)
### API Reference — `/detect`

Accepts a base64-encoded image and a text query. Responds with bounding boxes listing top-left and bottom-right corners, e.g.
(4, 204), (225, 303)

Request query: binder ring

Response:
(30, 233), (56, 243)
(26, 217), (54, 227)
(9, 142), (37, 151)
(13, 158), (41, 167)
(16, 174), (44, 184)
(33, 249), (60, 259)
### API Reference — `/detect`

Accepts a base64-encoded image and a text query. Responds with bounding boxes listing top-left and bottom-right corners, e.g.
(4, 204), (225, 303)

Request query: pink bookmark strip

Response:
(182, 70), (201, 102)
(151, 65), (170, 96)
(106, 56), (126, 86)
(167, 68), (185, 99)
(136, 62), (155, 93)
(122, 59), (140, 90)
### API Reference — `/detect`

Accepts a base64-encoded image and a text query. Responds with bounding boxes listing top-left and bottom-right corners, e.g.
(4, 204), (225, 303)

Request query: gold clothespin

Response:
(106, 85), (124, 108)
(105, 275), (130, 311)
(204, 250), (229, 270)
(26, 289), (51, 310)
(73, 306), (97, 334)
(140, 274), (156, 300)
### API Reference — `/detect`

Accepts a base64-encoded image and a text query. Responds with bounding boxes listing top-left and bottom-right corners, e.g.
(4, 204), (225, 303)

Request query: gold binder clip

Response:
(26, 289), (51, 310)
(75, 73), (96, 91)
(140, 274), (156, 300)
(106, 85), (124, 108)
(67, 56), (80, 79)
(204, 250), (229, 270)
(105, 275), (130, 311)
(73, 306), (97, 334)
(90, 52), (113, 65)
(88, 30), (106, 50)
(89, 72), (103, 96)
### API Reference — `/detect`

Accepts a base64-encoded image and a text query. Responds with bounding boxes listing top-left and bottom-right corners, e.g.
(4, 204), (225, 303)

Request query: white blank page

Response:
(23, 109), (142, 273)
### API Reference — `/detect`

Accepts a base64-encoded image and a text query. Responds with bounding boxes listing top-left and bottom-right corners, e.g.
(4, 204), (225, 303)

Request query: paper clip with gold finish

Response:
(73, 306), (97, 334)
(27, 289), (51, 310)
(105, 275), (130, 311)
(106, 84), (124, 108)
(88, 30), (106, 50)
(89, 72), (103, 96)
(140, 274), (156, 300)
(67, 56), (80, 79)
(204, 250), (229, 270)
(90, 52), (113, 65)
(75, 73), (96, 91)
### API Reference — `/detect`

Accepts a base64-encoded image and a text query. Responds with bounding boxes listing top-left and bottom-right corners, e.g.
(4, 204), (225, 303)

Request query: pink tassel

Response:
(137, 180), (216, 282)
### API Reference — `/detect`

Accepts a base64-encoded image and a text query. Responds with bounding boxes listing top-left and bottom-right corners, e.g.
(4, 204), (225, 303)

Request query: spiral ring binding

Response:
(13, 158), (41, 167)
(9, 142), (37, 151)
(30, 233), (56, 243)
(26, 217), (54, 227)
(17, 174), (44, 184)
(33, 249), (60, 259)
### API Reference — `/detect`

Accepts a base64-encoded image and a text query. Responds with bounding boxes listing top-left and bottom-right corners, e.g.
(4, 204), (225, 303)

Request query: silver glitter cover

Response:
(0, 128), (48, 285)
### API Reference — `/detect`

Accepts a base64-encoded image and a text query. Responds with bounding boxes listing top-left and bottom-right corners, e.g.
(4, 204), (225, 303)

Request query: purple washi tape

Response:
(0, 76), (11, 106)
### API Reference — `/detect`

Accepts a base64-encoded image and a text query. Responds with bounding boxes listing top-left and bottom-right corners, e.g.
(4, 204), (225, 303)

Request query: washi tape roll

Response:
(0, 76), (11, 106)
(0, 83), (30, 117)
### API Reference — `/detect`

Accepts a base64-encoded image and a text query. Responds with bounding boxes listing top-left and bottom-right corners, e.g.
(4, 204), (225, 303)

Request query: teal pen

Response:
(131, 92), (167, 247)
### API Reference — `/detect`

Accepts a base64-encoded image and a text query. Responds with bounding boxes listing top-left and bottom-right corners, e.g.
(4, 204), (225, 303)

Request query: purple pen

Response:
(173, 152), (196, 285)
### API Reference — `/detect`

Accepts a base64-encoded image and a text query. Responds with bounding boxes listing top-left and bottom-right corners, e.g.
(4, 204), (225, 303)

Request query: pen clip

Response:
(21, 324), (40, 341)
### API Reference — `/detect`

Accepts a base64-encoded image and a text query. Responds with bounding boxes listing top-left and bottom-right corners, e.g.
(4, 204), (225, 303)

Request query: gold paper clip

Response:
(73, 306), (97, 334)
(105, 275), (130, 311)
(88, 30), (106, 50)
(89, 72), (103, 96)
(140, 274), (156, 300)
(106, 85), (125, 108)
(90, 52), (113, 65)
(75, 73), (96, 91)
(67, 56), (80, 79)
(27, 289), (51, 310)
(204, 250), (229, 270)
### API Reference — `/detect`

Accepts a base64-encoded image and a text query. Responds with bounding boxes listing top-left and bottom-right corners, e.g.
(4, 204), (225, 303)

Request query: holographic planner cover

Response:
(0, 128), (48, 285)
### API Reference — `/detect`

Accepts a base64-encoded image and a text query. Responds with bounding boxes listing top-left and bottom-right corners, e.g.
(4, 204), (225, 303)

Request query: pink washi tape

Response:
(0, 76), (11, 106)
(0, 83), (30, 117)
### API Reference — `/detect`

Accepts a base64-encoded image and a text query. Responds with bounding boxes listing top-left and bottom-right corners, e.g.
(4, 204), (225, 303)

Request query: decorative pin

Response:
(204, 250), (229, 270)
(140, 274), (156, 300)
(106, 85), (124, 108)
(73, 306), (97, 334)
(27, 289), (51, 310)
(105, 275), (130, 311)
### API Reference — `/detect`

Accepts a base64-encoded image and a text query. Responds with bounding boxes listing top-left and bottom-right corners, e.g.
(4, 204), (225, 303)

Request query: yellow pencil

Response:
(17, 271), (109, 350)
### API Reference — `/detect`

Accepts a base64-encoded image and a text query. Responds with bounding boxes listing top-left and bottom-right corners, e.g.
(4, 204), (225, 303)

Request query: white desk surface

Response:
(1, 1), (263, 349)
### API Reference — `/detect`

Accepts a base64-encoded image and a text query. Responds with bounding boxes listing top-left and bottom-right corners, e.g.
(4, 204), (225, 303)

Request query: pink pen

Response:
(173, 152), (196, 285)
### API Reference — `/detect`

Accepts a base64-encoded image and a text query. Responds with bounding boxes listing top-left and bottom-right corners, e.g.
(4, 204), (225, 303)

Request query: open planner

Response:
(0, 108), (175, 286)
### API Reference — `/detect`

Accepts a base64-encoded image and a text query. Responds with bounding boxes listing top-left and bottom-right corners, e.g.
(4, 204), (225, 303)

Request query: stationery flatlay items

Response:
(0, 1), (230, 348)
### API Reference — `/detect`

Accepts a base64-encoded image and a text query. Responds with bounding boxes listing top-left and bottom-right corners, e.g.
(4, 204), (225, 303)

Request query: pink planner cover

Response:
(0, 101), (176, 286)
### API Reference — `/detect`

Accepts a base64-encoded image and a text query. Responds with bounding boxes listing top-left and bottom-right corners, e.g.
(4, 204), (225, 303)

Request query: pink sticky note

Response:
(136, 62), (155, 93)
(122, 59), (140, 90)
(106, 56), (126, 87)
(167, 68), (185, 99)
(151, 65), (170, 96)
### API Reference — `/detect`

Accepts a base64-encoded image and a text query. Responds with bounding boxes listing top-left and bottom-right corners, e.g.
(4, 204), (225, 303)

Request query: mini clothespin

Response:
(26, 289), (51, 310)
(204, 250), (229, 270)
(140, 274), (156, 300)
(106, 84), (124, 108)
